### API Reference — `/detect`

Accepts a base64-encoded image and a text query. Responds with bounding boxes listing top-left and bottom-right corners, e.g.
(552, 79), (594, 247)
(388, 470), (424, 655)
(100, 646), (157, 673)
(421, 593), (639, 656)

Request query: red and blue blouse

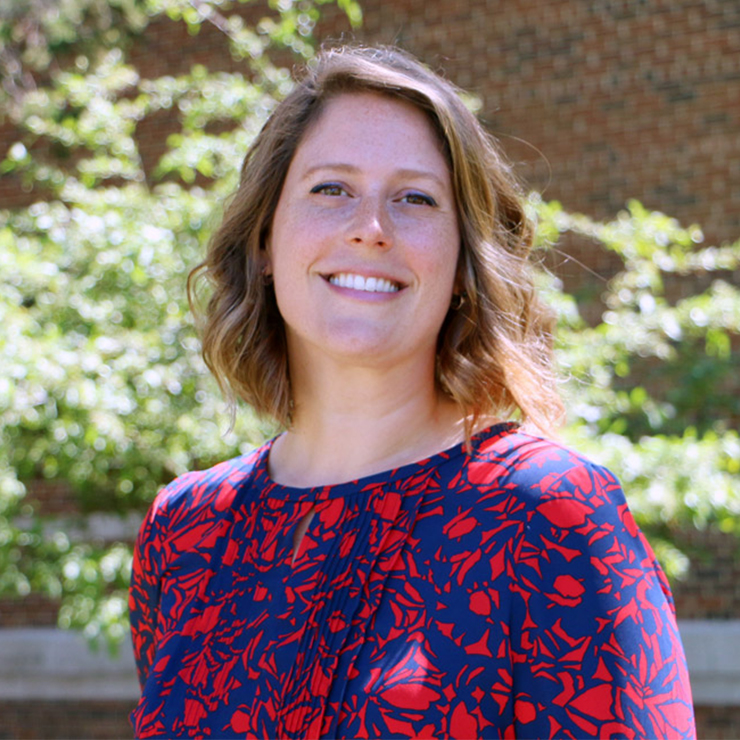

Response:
(129, 423), (695, 738)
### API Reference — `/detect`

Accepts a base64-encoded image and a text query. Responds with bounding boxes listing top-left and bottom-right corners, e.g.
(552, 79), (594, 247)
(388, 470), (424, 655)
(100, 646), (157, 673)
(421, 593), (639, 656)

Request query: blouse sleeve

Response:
(129, 497), (165, 691)
(508, 458), (696, 739)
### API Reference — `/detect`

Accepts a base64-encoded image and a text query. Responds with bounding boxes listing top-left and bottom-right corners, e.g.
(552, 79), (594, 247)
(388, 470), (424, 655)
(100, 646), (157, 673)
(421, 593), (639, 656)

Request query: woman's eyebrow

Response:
(301, 162), (357, 179)
(394, 168), (447, 189)
(300, 163), (446, 188)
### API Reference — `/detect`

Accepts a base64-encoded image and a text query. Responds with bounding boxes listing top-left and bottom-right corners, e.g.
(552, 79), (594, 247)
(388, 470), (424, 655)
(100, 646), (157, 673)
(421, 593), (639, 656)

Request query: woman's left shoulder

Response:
(471, 428), (620, 494)
(466, 427), (637, 533)
(467, 426), (681, 614)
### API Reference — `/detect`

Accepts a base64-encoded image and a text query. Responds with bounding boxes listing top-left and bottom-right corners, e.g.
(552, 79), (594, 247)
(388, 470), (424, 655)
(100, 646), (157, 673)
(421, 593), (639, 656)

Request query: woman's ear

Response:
(454, 243), (475, 297)
(261, 262), (273, 284)
(453, 261), (465, 297)
(261, 234), (273, 278)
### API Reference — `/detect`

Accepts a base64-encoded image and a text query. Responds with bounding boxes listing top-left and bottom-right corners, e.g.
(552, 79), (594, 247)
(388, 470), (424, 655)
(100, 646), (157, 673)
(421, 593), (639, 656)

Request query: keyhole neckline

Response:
(258, 422), (518, 501)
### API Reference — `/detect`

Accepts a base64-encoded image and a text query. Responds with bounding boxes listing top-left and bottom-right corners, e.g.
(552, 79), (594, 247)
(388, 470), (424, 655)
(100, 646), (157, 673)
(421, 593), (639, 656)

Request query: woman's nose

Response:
(347, 197), (393, 249)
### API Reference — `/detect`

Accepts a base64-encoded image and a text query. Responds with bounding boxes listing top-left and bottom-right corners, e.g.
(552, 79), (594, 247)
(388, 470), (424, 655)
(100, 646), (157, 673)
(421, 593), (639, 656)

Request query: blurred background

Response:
(1, 0), (738, 737)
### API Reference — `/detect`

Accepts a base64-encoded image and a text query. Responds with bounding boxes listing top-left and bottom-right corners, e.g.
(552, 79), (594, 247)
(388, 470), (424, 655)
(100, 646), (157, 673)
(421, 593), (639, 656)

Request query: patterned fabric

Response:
(129, 423), (695, 739)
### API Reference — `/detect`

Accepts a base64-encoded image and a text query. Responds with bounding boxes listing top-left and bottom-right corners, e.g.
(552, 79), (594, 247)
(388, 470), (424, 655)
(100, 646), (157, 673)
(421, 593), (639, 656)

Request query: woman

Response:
(129, 45), (695, 738)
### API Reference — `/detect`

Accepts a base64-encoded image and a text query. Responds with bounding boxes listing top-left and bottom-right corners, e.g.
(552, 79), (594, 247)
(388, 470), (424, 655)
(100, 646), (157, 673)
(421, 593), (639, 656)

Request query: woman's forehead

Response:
(288, 92), (451, 179)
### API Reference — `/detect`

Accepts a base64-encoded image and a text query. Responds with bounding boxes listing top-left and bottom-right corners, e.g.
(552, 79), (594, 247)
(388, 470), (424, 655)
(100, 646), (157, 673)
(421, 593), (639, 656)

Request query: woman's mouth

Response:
(327, 273), (401, 293)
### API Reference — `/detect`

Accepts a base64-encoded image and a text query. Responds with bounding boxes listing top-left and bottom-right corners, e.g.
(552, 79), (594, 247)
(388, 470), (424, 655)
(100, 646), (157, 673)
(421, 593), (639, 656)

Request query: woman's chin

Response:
(291, 325), (432, 372)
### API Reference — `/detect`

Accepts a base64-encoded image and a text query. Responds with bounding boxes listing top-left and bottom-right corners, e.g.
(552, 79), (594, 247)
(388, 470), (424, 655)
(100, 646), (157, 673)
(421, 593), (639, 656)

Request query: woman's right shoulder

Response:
(142, 443), (266, 536)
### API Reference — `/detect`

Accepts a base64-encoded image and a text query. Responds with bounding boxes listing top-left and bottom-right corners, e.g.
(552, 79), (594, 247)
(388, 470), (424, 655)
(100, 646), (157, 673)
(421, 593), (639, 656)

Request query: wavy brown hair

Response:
(189, 44), (565, 436)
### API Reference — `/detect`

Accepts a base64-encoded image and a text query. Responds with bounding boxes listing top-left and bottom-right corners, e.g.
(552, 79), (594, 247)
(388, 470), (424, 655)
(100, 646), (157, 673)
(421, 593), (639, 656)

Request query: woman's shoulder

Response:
(466, 427), (628, 518)
(465, 427), (672, 599)
(471, 426), (616, 482)
(143, 442), (267, 532)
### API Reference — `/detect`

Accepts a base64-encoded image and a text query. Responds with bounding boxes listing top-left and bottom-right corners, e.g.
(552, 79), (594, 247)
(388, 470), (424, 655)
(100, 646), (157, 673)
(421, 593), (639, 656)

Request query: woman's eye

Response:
(310, 183), (346, 197)
(401, 192), (437, 207)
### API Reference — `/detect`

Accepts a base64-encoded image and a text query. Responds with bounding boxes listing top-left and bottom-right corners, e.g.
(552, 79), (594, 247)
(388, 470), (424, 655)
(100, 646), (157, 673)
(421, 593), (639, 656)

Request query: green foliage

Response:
(531, 195), (740, 577)
(0, 0), (359, 651)
(1, 1), (737, 650)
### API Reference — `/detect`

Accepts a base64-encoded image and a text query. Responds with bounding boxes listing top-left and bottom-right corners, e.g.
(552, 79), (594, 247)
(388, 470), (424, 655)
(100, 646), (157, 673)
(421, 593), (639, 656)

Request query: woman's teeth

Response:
(329, 273), (400, 293)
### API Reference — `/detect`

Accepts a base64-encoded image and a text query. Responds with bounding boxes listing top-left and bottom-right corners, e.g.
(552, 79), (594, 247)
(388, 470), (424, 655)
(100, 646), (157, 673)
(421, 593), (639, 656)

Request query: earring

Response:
(451, 293), (466, 310)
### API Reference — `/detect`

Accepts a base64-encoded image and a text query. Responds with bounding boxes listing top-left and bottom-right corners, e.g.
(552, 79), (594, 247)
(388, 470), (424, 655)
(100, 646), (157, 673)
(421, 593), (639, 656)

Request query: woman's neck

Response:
(267, 361), (467, 488)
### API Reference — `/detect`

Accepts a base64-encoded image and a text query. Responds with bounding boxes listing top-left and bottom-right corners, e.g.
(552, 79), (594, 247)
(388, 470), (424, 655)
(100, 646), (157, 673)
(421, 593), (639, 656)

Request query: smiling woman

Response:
(129, 45), (696, 739)
(187, 45), (563, 441)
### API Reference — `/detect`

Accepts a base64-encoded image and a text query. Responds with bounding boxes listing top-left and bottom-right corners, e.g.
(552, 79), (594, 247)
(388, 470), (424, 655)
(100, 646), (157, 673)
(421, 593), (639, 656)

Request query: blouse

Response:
(129, 423), (696, 738)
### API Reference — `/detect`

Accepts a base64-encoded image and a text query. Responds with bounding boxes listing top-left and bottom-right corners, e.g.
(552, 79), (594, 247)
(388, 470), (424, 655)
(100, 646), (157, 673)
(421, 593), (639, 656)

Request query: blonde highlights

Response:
(189, 45), (565, 436)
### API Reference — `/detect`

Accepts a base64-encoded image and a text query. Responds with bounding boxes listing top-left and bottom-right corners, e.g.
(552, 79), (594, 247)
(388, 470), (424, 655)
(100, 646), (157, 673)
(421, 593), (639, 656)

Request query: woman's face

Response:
(267, 92), (460, 377)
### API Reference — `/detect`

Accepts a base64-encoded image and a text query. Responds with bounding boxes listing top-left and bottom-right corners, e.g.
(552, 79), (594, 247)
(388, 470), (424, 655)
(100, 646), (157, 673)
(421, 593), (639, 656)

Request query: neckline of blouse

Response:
(257, 421), (519, 500)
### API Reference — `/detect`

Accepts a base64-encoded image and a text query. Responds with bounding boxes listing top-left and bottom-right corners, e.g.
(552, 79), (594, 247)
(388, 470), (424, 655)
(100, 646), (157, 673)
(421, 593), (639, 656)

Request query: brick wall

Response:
(0, 701), (134, 740)
(2, 0), (739, 244)
(328, 0), (740, 246)
(673, 527), (740, 620)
